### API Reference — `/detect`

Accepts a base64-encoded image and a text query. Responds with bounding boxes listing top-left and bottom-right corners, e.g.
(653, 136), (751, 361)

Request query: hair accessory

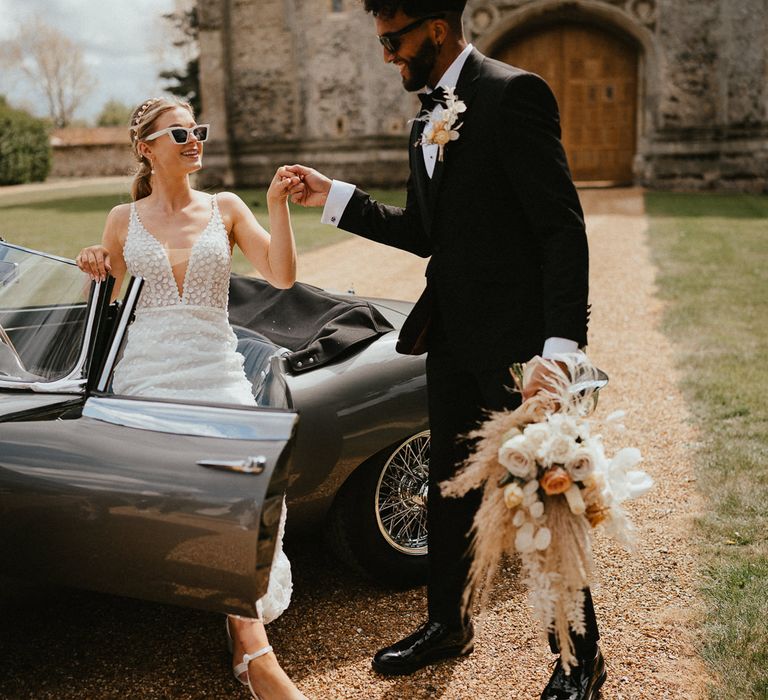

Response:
(131, 98), (162, 129)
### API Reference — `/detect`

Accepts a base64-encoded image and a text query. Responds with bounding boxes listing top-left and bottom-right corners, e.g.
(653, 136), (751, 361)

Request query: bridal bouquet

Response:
(442, 354), (653, 671)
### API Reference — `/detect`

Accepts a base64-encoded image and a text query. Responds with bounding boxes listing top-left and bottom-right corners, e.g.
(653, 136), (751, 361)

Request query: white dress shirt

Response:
(320, 45), (580, 359)
(420, 42), (473, 177)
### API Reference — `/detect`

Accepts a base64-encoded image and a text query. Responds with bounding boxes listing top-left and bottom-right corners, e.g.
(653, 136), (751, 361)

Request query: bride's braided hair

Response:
(128, 96), (195, 201)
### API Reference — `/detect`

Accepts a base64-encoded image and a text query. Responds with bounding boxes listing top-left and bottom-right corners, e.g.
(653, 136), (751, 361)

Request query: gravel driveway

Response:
(0, 188), (707, 699)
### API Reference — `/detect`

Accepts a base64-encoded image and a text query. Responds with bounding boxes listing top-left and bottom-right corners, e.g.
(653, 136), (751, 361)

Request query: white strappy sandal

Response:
(225, 617), (248, 686)
(238, 645), (274, 700)
(226, 617), (274, 698)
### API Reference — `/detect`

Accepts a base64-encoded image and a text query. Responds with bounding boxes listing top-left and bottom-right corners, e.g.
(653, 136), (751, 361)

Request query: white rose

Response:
(498, 435), (536, 479)
(538, 433), (577, 466)
(523, 422), (551, 451)
(547, 413), (579, 438)
(529, 500), (545, 519)
(565, 446), (596, 481)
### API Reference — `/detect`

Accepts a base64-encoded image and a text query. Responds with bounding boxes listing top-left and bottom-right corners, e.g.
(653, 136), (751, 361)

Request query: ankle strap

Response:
(242, 645), (273, 664)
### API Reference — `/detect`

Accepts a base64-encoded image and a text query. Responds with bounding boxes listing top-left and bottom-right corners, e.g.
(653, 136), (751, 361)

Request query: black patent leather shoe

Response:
(540, 648), (606, 700)
(372, 620), (474, 676)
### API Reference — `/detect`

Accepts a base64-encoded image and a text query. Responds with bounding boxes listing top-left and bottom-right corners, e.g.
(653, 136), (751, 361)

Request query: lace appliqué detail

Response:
(125, 196), (231, 311)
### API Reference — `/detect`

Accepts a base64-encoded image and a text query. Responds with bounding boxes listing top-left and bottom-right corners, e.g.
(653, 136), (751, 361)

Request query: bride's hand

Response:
(285, 164), (332, 208)
(267, 166), (304, 206)
(76, 245), (112, 281)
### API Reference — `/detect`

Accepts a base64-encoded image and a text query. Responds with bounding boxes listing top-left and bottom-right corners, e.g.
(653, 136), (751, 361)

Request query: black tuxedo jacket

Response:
(338, 49), (589, 371)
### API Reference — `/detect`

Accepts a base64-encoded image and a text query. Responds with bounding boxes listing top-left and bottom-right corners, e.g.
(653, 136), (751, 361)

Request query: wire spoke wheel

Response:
(374, 430), (430, 556)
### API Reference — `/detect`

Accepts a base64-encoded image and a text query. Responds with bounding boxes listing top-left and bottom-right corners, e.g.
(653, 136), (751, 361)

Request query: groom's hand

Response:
(522, 358), (569, 402)
(286, 164), (332, 208)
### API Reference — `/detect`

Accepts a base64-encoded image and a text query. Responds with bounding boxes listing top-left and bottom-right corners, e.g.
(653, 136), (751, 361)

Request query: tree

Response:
(97, 99), (134, 127)
(4, 17), (95, 128)
(0, 97), (52, 185)
(159, 6), (201, 115)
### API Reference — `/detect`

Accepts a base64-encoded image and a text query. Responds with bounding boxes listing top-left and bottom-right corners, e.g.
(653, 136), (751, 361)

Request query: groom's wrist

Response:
(542, 337), (580, 359)
(321, 180), (356, 227)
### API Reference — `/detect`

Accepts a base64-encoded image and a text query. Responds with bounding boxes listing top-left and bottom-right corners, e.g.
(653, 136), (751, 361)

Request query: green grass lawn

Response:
(645, 191), (768, 700)
(0, 180), (406, 275)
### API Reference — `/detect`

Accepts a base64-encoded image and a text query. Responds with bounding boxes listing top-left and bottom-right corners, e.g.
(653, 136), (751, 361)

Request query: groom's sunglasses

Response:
(143, 124), (210, 144)
(377, 14), (445, 53)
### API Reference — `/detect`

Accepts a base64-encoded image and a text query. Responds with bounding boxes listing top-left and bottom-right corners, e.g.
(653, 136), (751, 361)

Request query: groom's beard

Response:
(400, 37), (439, 92)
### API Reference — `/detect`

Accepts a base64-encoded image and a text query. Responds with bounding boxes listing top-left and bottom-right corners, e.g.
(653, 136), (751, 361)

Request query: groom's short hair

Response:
(362, 0), (467, 21)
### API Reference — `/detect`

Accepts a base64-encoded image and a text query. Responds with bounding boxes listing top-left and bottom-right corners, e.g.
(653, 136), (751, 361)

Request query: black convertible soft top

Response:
(228, 275), (395, 373)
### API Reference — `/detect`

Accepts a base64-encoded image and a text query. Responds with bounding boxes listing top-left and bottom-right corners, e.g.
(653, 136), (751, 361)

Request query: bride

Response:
(76, 97), (308, 700)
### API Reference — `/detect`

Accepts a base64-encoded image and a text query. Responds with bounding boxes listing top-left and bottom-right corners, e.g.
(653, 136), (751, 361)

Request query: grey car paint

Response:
(0, 405), (296, 617)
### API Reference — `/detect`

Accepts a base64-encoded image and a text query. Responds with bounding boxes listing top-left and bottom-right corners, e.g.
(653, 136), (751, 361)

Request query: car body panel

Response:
(0, 398), (297, 616)
(283, 333), (428, 528)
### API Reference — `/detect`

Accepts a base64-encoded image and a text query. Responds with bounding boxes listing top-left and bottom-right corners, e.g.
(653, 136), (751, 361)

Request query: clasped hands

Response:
(278, 164), (333, 208)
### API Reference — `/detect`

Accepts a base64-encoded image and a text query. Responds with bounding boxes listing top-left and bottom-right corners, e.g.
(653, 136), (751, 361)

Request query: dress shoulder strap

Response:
(210, 193), (229, 239)
(126, 201), (139, 236)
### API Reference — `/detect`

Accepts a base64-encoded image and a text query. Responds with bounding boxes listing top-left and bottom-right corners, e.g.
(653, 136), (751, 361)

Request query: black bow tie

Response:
(418, 87), (447, 112)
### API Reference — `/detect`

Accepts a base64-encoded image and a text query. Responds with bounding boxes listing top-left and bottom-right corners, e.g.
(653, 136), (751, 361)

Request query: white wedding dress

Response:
(113, 194), (292, 623)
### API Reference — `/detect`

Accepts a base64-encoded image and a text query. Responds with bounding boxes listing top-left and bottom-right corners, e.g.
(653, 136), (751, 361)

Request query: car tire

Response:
(325, 430), (430, 588)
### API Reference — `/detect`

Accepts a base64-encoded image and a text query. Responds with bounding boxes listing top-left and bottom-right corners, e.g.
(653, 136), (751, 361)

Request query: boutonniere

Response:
(415, 87), (467, 162)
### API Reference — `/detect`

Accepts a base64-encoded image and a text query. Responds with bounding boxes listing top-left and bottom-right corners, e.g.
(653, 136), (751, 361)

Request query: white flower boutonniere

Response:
(416, 86), (467, 162)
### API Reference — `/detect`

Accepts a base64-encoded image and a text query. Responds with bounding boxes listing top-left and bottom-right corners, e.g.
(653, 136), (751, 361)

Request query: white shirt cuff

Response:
(321, 180), (356, 227)
(542, 337), (581, 359)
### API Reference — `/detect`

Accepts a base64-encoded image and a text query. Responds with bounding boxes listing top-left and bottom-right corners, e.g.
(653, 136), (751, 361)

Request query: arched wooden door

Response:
(495, 24), (638, 183)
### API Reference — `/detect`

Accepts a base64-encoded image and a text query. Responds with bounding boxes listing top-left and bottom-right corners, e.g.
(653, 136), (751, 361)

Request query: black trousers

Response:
(425, 325), (599, 659)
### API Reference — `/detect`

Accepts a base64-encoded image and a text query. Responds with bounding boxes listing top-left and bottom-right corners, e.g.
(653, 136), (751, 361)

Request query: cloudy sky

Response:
(0, 0), (187, 122)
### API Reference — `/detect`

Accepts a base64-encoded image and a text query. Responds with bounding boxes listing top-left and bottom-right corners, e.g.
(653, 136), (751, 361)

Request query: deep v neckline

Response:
(132, 197), (216, 303)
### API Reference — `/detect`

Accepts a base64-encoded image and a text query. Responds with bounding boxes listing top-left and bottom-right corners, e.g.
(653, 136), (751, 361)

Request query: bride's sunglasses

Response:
(377, 14), (444, 53)
(143, 124), (210, 144)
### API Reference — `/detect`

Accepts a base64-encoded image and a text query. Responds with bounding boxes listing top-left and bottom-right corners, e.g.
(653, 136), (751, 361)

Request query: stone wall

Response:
(49, 128), (134, 179)
(198, 0), (768, 192)
(50, 145), (134, 179)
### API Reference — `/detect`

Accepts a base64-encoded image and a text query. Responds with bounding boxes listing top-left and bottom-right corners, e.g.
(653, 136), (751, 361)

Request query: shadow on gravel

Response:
(0, 534), (418, 699)
(0, 534), (528, 699)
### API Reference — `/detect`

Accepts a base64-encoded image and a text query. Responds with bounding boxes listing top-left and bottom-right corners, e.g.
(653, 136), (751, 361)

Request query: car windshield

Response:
(0, 242), (90, 383)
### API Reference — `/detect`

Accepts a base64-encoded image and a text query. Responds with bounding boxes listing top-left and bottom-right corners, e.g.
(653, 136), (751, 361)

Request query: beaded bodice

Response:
(125, 196), (231, 310)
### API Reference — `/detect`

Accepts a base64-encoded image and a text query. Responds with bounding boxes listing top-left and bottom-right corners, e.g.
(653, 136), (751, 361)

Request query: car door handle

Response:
(196, 456), (267, 475)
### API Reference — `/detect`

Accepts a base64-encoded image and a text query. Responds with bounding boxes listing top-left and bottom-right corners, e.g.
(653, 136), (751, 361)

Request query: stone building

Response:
(198, 0), (768, 192)
(49, 128), (133, 179)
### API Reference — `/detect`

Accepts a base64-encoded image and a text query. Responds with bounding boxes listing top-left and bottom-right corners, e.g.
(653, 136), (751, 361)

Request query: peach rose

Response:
(540, 466), (573, 496)
(433, 127), (452, 145)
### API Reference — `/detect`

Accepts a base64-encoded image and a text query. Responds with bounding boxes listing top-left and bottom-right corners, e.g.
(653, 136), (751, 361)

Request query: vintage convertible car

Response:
(0, 240), (430, 617)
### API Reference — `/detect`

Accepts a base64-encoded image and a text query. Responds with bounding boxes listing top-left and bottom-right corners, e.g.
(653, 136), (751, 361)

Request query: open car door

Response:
(0, 242), (298, 616)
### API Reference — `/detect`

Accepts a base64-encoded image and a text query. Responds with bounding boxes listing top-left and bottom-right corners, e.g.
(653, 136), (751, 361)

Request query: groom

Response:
(289, 2), (603, 698)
